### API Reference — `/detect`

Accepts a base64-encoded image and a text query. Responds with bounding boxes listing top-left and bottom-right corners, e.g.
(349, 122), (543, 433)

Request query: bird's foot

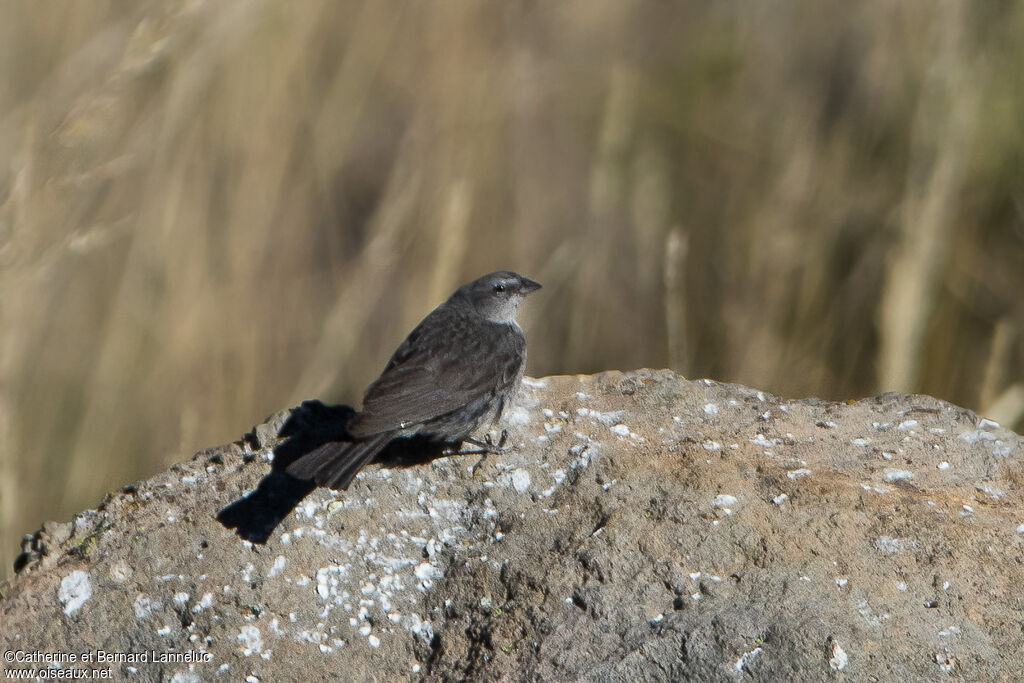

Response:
(452, 431), (512, 476)
(464, 430), (510, 455)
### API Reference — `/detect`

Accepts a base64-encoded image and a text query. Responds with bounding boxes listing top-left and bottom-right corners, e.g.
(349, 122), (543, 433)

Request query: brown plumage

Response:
(286, 271), (541, 490)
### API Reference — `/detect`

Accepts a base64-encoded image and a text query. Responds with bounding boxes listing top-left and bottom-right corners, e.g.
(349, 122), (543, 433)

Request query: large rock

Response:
(2, 370), (1023, 681)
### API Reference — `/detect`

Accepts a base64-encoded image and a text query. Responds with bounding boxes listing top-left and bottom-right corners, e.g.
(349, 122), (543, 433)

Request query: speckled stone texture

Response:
(2, 370), (1023, 681)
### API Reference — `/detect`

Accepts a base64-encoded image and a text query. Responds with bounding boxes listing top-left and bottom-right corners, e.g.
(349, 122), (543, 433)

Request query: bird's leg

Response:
(469, 451), (490, 476)
(440, 441), (488, 456)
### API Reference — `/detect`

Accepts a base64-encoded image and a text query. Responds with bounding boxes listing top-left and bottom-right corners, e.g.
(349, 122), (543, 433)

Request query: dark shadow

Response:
(215, 471), (316, 544)
(216, 400), (453, 544)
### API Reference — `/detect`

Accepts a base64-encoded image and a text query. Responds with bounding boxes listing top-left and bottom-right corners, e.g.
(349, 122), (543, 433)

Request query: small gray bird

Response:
(286, 271), (541, 490)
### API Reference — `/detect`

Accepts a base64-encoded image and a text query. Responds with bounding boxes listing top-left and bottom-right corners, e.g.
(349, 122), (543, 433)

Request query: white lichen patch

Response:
(268, 556), (287, 579)
(109, 562), (133, 584)
(192, 593), (214, 613)
(606, 422), (632, 439)
(299, 500), (324, 519)
(316, 566), (350, 600)
(58, 571), (92, 615)
(712, 494), (738, 509)
(991, 441), (1014, 457)
(504, 405), (532, 426)
(134, 594), (161, 619)
(569, 443), (594, 469)
(578, 409), (625, 425)
(733, 647), (763, 673)
(873, 536), (918, 554)
(403, 614), (435, 644)
(237, 625), (263, 656)
(414, 562), (443, 590)
(829, 641), (849, 670)
(751, 434), (779, 448)
(511, 469), (531, 494)
(979, 483), (1004, 499)
(958, 429), (997, 444)
(856, 600), (891, 627)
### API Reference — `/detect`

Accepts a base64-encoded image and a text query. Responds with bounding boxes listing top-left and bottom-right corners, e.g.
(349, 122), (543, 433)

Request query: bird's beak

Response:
(519, 278), (542, 295)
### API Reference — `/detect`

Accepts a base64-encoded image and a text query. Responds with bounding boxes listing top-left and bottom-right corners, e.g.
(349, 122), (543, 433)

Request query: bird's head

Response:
(463, 271), (542, 324)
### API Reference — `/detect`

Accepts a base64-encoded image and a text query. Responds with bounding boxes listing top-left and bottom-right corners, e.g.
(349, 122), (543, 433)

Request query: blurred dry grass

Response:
(2, 0), (1023, 578)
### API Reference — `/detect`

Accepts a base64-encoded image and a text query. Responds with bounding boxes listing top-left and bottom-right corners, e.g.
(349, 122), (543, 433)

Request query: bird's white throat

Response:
(481, 297), (522, 325)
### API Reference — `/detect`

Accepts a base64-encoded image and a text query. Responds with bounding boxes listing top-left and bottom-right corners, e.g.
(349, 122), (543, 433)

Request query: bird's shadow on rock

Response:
(215, 400), (447, 544)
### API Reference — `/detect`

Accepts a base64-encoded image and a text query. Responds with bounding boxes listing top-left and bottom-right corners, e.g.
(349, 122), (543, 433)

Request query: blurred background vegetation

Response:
(2, 0), (1023, 579)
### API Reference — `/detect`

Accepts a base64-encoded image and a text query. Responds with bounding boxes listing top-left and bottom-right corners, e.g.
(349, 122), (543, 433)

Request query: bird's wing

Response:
(346, 307), (525, 437)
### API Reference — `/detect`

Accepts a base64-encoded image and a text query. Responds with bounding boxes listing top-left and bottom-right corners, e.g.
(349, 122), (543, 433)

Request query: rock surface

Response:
(2, 370), (1024, 681)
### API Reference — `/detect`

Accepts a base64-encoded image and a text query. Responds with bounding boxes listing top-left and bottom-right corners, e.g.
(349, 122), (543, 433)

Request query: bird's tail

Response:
(285, 432), (393, 490)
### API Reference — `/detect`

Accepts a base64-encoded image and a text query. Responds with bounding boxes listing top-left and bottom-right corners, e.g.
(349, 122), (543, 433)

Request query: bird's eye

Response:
(492, 283), (506, 293)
